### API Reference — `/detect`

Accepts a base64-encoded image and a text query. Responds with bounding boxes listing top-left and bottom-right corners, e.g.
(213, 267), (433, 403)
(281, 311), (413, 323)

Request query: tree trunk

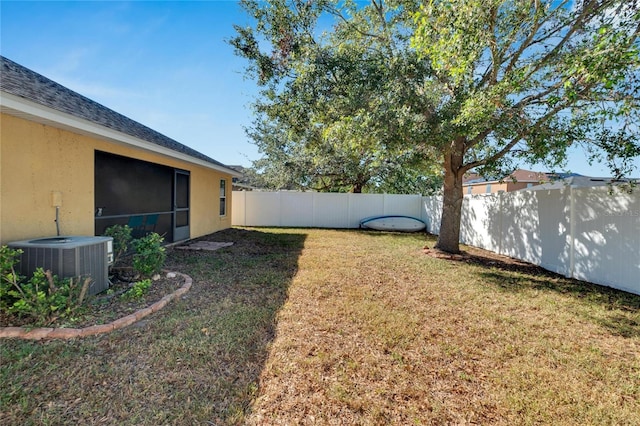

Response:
(351, 175), (368, 193)
(435, 139), (466, 254)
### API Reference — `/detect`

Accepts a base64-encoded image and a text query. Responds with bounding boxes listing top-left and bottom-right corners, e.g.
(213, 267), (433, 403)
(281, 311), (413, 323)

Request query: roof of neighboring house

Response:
(463, 169), (552, 185)
(0, 56), (240, 176)
(462, 172), (481, 184)
(228, 165), (267, 191)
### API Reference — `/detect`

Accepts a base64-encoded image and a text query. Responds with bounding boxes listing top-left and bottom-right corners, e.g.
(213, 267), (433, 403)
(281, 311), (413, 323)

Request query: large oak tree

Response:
(232, 0), (639, 253)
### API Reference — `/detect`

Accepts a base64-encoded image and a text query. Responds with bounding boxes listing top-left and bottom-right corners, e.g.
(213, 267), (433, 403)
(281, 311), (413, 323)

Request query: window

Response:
(467, 186), (472, 195)
(219, 179), (227, 216)
(527, 183), (534, 188)
(485, 183), (492, 193)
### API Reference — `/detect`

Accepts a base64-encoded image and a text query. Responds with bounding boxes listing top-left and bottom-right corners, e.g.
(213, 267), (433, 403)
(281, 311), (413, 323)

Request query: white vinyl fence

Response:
(232, 188), (640, 295)
(232, 191), (423, 229)
(423, 186), (640, 295)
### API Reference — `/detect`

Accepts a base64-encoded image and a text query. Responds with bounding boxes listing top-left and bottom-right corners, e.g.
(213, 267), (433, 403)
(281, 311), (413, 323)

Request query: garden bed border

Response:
(0, 271), (192, 340)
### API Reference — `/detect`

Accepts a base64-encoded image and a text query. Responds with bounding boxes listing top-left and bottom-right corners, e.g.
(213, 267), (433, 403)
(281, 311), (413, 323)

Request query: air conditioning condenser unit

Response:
(8, 236), (114, 295)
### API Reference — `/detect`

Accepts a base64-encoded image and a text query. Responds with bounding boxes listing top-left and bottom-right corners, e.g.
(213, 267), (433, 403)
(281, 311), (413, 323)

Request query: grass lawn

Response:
(1, 228), (638, 425)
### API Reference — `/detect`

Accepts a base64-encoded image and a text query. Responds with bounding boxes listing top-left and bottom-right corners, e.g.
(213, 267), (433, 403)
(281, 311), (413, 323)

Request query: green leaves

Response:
(104, 224), (133, 267)
(410, 0), (639, 174)
(413, 0), (496, 86)
(232, 1), (639, 250)
(235, 0), (639, 179)
(235, 0), (441, 193)
(0, 249), (92, 326)
(131, 233), (166, 278)
(120, 279), (153, 301)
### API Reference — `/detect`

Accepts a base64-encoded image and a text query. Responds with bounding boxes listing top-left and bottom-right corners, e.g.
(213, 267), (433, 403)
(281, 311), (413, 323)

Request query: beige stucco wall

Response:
(465, 182), (508, 195)
(464, 181), (534, 195)
(0, 113), (232, 244)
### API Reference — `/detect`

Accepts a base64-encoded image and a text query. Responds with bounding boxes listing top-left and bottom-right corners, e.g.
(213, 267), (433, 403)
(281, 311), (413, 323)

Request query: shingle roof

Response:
(0, 56), (233, 171)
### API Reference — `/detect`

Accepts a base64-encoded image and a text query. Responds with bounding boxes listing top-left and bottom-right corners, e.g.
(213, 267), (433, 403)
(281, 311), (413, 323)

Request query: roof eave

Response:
(0, 91), (243, 178)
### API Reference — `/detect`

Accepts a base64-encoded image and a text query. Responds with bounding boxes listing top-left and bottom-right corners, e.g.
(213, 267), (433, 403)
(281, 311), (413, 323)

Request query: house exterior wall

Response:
(466, 182), (508, 195)
(0, 113), (231, 244)
(464, 181), (533, 195)
(190, 166), (231, 239)
(506, 182), (532, 192)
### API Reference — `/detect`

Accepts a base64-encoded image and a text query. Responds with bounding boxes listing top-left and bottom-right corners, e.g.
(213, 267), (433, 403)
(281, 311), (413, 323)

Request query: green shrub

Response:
(131, 233), (166, 277)
(0, 245), (23, 312)
(0, 246), (91, 325)
(102, 226), (166, 277)
(104, 224), (133, 267)
(121, 279), (152, 301)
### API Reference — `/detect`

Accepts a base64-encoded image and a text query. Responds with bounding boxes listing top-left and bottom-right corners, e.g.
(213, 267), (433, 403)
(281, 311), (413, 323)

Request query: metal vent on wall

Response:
(8, 236), (113, 295)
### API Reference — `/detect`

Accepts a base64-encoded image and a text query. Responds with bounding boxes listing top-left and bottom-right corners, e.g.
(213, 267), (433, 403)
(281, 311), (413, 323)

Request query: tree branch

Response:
(503, 0), (547, 75)
(520, 0), (605, 82)
(464, 79), (599, 171)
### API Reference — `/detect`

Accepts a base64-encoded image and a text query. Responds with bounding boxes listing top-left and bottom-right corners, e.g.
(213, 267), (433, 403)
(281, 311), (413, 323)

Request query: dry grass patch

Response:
(246, 229), (639, 425)
(1, 228), (638, 425)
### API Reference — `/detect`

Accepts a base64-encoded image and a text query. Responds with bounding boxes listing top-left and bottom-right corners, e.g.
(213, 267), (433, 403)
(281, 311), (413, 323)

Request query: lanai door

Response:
(173, 170), (190, 242)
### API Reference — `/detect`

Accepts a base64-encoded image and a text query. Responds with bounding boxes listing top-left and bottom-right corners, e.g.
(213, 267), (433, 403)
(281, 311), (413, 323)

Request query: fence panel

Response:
(533, 189), (572, 276)
(233, 192), (424, 229)
(281, 191), (315, 227)
(231, 191), (246, 226)
(312, 193), (351, 228)
(347, 193), (385, 228)
(381, 194), (423, 217)
(495, 190), (564, 272)
(571, 186), (640, 294)
(460, 194), (503, 254)
(245, 191), (282, 226)
(421, 196), (442, 234)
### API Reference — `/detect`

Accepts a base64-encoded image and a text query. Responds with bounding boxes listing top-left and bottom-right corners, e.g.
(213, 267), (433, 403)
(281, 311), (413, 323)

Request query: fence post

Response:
(568, 185), (576, 279)
(278, 191), (282, 227)
(243, 191), (247, 226)
(348, 193), (352, 228)
(312, 192), (317, 228)
(498, 191), (503, 256)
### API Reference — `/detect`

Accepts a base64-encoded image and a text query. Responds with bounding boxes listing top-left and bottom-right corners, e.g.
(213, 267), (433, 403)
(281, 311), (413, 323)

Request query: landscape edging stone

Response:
(0, 271), (192, 340)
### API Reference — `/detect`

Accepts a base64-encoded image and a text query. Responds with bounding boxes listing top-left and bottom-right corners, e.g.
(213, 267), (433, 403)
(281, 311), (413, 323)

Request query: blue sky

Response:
(1, 0), (260, 167)
(1, 0), (637, 176)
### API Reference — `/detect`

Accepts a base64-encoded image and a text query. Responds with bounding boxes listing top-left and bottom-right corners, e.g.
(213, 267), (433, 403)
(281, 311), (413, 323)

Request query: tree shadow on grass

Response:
(164, 227), (307, 423)
(424, 244), (639, 338)
(480, 269), (640, 338)
(0, 227), (307, 425)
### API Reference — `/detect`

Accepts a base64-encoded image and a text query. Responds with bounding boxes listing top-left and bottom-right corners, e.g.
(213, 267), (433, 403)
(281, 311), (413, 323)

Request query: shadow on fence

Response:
(458, 187), (639, 295)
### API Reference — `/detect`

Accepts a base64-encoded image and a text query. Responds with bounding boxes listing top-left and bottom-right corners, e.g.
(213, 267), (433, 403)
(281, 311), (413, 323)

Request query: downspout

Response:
(55, 206), (60, 236)
(51, 191), (62, 236)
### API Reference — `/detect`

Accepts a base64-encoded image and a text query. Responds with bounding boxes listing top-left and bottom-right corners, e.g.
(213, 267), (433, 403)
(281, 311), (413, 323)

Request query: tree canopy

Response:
(232, 0), (442, 194)
(232, 0), (640, 252)
(411, 0), (639, 176)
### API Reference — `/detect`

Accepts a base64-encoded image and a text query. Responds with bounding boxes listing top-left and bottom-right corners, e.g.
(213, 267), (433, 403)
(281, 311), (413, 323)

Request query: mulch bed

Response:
(175, 241), (234, 251)
(0, 270), (184, 329)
